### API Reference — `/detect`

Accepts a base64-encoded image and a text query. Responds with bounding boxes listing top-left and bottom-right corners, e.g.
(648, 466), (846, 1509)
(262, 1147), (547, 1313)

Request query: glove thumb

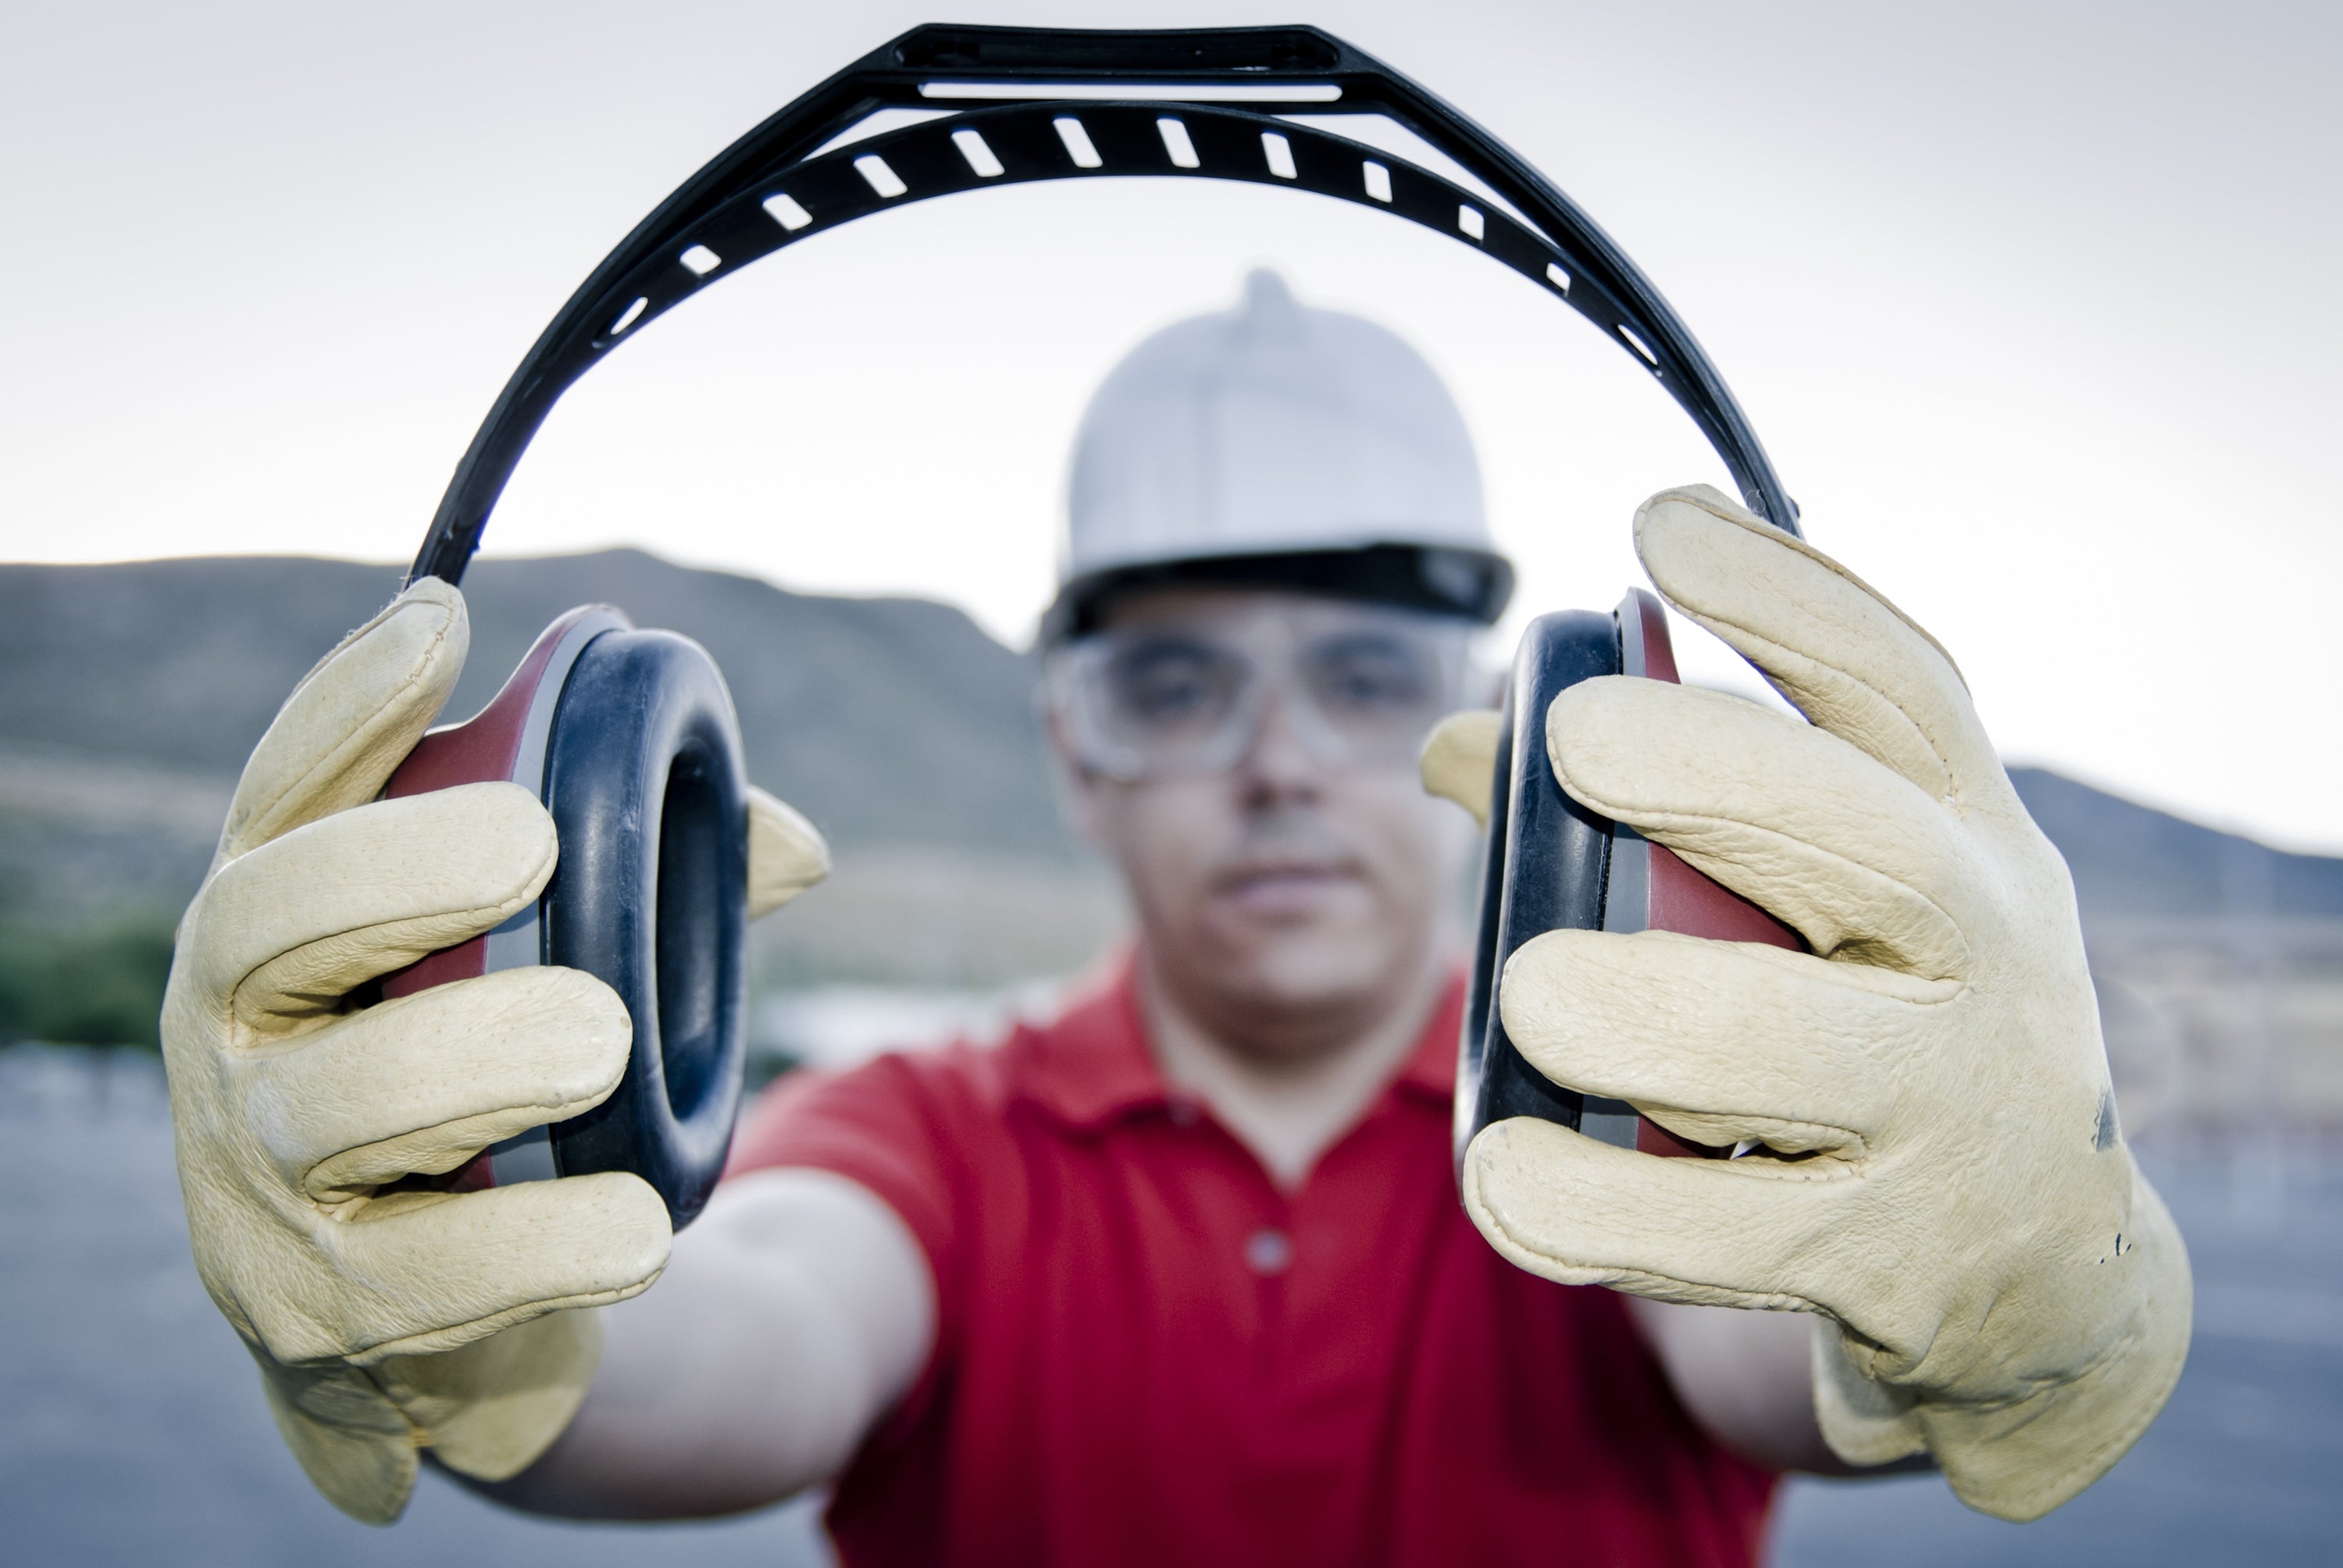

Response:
(747, 785), (830, 920)
(1420, 709), (1503, 830)
(216, 577), (469, 866)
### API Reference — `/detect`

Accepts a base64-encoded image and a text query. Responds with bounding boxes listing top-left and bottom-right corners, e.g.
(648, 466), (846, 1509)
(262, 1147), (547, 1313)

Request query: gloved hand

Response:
(1435, 486), (2190, 1521)
(162, 579), (828, 1523)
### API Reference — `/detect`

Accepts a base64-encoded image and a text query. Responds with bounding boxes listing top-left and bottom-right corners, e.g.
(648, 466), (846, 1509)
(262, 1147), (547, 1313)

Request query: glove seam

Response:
(344, 1275), (661, 1365)
(226, 891), (546, 1039)
(1532, 797), (1972, 985)
(1631, 1110), (1869, 1168)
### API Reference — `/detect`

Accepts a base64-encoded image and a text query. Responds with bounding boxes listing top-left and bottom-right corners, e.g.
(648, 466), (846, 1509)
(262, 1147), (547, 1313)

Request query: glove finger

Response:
(1547, 676), (1972, 977)
(1634, 486), (2002, 808)
(317, 1172), (670, 1364)
(218, 578), (469, 866)
(244, 967), (632, 1204)
(1419, 709), (1502, 829)
(184, 782), (556, 1032)
(1462, 1116), (1849, 1310)
(747, 785), (829, 920)
(1500, 928), (1949, 1155)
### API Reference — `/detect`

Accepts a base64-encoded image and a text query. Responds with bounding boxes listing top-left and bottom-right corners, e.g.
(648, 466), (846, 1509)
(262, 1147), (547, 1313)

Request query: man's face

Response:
(1051, 587), (1478, 1061)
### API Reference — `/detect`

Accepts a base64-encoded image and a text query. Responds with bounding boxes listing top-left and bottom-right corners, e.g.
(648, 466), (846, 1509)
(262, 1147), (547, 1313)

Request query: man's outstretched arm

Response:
(469, 1168), (935, 1520)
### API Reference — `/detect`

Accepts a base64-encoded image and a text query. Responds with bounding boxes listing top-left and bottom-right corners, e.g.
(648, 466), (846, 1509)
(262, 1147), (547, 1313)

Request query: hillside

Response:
(7, 551), (2343, 926)
(2008, 768), (2343, 921)
(7, 551), (2343, 1124)
(0, 551), (1082, 866)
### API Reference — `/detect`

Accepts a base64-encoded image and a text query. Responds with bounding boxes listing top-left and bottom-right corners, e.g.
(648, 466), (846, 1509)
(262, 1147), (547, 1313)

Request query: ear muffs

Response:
(537, 626), (747, 1228)
(1456, 590), (1802, 1175)
(380, 25), (1822, 1209)
(383, 607), (747, 1228)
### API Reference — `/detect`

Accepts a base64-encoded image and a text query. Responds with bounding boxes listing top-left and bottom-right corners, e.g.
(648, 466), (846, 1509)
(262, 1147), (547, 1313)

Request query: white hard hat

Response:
(1047, 269), (1512, 640)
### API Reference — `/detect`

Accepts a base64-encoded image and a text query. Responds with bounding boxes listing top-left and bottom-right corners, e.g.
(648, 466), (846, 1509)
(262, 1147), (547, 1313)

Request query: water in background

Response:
(5, 1042), (2336, 1565)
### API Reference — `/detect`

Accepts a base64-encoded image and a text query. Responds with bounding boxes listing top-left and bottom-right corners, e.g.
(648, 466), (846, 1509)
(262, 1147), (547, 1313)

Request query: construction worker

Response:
(159, 272), (2188, 1564)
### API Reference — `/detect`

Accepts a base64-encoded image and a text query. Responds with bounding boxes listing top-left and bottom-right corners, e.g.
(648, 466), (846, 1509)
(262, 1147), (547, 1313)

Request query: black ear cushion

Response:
(540, 629), (747, 1228)
(1454, 611), (1617, 1174)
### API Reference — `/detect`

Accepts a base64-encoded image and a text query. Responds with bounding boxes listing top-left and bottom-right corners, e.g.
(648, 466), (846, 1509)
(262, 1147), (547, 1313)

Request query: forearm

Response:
(465, 1169), (936, 1520)
(1627, 1298), (1928, 1477)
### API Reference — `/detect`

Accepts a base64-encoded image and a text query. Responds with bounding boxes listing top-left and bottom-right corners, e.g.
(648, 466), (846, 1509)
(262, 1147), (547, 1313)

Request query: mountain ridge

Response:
(0, 549), (1079, 863)
(3, 551), (2338, 925)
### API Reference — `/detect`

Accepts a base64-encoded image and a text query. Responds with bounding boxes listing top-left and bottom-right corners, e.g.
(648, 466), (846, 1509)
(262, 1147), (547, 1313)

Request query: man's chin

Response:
(1199, 936), (1405, 1018)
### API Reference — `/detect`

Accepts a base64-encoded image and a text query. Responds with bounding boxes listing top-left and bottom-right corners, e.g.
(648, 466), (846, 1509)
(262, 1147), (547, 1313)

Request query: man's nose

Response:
(1235, 690), (1325, 804)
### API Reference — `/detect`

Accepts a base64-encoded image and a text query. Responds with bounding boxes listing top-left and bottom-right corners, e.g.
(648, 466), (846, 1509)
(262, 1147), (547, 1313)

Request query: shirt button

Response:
(1244, 1228), (1293, 1275)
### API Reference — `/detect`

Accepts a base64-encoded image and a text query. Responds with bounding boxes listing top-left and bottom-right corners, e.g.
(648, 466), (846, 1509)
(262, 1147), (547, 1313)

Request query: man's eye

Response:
(1307, 638), (1433, 711)
(1109, 647), (1238, 723)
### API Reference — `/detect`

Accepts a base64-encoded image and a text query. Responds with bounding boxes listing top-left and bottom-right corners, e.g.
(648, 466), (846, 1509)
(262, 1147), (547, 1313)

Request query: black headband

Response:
(407, 24), (1799, 590)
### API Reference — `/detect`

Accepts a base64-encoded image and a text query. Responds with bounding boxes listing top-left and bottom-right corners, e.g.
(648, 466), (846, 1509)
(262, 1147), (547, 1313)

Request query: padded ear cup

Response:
(1455, 610), (1617, 1176)
(539, 629), (748, 1228)
(1456, 598), (1803, 1179)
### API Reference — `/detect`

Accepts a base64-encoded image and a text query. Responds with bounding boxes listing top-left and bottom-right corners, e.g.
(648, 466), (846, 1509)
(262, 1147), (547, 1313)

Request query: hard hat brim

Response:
(1042, 543), (1514, 644)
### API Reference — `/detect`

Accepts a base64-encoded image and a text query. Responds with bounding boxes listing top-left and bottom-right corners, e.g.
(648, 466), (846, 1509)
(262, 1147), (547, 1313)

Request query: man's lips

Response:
(1211, 857), (1364, 916)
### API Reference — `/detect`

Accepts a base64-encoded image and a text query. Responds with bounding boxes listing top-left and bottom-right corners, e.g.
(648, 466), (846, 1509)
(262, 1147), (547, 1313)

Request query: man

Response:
(159, 273), (2189, 1563)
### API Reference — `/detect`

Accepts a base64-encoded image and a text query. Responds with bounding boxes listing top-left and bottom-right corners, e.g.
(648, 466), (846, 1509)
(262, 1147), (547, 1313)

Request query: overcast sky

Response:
(5, 1), (2339, 850)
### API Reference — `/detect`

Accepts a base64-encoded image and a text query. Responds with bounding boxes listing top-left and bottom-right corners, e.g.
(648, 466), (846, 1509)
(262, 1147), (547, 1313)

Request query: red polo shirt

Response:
(727, 960), (1775, 1566)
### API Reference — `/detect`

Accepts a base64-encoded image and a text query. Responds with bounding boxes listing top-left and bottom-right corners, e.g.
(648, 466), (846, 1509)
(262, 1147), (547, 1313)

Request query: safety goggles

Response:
(1047, 600), (1475, 782)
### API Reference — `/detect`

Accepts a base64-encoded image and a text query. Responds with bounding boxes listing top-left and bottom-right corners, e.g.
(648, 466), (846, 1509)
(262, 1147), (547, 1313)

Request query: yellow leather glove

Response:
(162, 579), (828, 1523)
(1442, 487), (2189, 1522)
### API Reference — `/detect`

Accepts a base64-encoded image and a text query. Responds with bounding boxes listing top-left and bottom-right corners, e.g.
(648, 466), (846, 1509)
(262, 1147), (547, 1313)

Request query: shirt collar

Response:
(1004, 949), (1168, 1131)
(1010, 948), (1467, 1133)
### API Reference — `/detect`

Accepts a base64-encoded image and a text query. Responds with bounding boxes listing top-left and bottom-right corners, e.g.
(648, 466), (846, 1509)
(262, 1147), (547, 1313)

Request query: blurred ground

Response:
(3, 1045), (2336, 1565)
(0, 1047), (832, 1567)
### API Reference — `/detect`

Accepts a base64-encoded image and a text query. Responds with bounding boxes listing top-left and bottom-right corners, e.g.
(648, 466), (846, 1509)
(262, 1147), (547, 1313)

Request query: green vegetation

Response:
(0, 913), (177, 1049)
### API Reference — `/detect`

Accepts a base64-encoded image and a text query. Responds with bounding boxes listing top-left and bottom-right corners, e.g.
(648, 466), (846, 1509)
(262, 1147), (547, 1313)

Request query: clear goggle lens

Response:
(1049, 604), (1473, 780)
